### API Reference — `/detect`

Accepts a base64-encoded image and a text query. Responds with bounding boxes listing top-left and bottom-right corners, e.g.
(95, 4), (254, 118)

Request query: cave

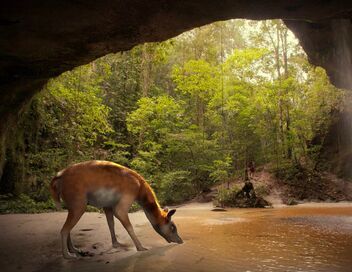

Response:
(1, 3), (352, 269)
(1, 1), (352, 181)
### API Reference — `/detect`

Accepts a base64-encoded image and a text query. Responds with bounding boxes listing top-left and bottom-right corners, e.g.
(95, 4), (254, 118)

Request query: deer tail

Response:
(50, 175), (62, 210)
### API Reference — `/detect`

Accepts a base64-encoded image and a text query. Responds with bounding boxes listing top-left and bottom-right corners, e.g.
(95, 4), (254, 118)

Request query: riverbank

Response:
(0, 202), (351, 272)
(206, 166), (352, 207)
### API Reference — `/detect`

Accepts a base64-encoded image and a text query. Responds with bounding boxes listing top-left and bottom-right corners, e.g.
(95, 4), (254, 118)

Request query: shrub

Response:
(159, 171), (195, 204)
(286, 198), (298, 206)
(0, 194), (56, 214)
(272, 161), (304, 185)
(214, 186), (241, 207)
(129, 203), (141, 213)
(0, 194), (103, 213)
(254, 183), (270, 197)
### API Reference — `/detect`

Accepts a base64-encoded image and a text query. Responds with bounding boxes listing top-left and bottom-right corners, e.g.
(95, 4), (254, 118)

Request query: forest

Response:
(0, 20), (345, 211)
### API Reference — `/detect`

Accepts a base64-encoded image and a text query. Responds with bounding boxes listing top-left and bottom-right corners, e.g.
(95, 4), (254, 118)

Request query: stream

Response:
(1, 203), (351, 272)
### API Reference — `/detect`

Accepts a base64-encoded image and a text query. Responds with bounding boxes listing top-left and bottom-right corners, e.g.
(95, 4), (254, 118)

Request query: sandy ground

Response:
(1, 202), (352, 272)
(0, 203), (211, 272)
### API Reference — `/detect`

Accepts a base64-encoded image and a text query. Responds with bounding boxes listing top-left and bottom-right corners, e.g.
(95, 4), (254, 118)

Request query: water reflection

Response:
(70, 205), (352, 272)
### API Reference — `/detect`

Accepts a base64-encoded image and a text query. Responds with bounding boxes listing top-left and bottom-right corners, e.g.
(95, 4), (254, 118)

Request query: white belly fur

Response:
(87, 188), (121, 208)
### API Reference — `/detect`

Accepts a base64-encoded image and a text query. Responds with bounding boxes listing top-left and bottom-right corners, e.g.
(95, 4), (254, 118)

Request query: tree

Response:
(3, 19), (344, 207)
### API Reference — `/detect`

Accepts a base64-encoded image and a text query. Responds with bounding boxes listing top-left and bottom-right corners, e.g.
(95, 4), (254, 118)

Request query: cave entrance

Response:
(0, 19), (348, 208)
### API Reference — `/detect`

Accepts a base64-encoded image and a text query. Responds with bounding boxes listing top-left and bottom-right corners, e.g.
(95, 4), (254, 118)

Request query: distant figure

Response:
(236, 180), (256, 199)
(247, 161), (255, 179)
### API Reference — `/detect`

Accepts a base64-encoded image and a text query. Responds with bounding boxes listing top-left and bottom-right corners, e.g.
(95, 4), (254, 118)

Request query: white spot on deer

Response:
(87, 188), (121, 208)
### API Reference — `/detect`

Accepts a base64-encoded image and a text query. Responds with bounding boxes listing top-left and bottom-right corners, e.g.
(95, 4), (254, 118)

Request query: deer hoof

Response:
(137, 246), (148, 251)
(63, 252), (80, 259)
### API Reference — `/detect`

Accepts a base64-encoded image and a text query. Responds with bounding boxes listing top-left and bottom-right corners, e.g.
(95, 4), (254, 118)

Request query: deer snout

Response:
(170, 234), (183, 244)
(176, 237), (183, 244)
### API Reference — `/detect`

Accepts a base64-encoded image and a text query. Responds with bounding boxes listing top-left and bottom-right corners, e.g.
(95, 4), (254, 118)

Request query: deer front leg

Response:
(103, 207), (126, 249)
(114, 197), (147, 251)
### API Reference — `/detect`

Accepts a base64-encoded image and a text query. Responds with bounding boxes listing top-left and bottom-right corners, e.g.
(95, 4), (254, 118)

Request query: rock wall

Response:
(317, 96), (352, 179)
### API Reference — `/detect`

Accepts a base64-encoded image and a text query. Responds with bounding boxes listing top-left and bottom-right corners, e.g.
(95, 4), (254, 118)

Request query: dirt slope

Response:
(204, 165), (352, 206)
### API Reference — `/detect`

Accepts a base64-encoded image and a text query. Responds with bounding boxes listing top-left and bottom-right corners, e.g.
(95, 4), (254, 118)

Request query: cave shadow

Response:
(34, 243), (177, 272)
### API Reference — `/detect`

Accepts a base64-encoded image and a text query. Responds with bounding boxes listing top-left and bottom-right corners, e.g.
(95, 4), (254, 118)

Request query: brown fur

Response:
(50, 160), (175, 259)
(51, 161), (166, 219)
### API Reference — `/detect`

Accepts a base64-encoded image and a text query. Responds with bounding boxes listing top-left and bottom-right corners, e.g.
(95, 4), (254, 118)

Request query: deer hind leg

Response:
(60, 205), (86, 259)
(103, 207), (126, 248)
(114, 197), (147, 251)
(67, 233), (80, 253)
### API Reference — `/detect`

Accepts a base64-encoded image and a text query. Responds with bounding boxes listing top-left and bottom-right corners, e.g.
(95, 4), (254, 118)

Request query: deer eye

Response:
(170, 224), (176, 232)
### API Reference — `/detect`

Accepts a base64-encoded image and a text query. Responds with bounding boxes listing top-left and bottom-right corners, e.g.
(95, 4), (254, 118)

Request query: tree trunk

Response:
(141, 44), (151, 97)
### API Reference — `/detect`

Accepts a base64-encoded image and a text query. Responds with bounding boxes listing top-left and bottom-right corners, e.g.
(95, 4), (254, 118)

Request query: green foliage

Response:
(2, 19), (344, 212)
(210, 156), (233, 183)
(286, 198), (298, 206)
(254, 184), (270, 197)
(43, 66), (112, 147)
(214, 186), (241, 207)
(215, 185), (271, 208)
(0, 194), (103, 214)
(129, 203), (142, 213)
(127, 96), (186, 144)
(127, 95), (221, 195)
(0, 194), (56, 214)
(159, 171), (195, 204)
(272, 161), (305, 185)
(172, 60), (220, 98)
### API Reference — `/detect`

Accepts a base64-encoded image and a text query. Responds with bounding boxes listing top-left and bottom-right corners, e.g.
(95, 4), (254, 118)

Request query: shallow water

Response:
(2, 204), (351, 272)
(104, 205), (352, 272)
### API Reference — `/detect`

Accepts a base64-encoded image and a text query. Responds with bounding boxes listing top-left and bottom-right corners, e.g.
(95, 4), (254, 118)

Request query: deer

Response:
(50, 160), (183, 259)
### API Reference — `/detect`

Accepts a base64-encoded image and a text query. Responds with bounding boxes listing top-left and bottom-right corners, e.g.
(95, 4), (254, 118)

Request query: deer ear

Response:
(163, 207), (169, 213)
(167, 209), (176, 218)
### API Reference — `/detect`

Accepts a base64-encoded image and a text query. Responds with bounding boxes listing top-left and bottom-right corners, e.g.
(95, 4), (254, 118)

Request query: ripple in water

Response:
(94, 206), (352, 272)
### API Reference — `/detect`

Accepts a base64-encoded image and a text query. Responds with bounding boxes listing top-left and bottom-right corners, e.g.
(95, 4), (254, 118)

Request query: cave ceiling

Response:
(1, 1), (352, 130)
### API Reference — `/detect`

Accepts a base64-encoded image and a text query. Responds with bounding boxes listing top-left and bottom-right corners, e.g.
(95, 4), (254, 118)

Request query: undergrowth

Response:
(0, 194), (56, 214)
(0, 194), (112, 214)
(214, 186), (241, 207)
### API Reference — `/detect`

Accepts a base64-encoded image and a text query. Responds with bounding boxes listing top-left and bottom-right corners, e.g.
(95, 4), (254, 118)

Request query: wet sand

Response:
(0, 202), (352, 272)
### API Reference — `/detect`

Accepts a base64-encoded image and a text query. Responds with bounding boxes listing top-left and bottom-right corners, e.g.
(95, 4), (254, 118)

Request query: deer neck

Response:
(137, 181), (166, 226)
(142, 201), (165, 226)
